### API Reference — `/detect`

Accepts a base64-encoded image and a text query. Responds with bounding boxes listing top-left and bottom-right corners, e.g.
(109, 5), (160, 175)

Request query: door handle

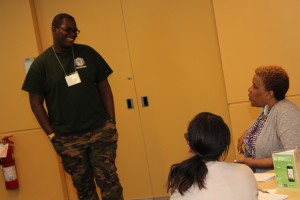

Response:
(126, 98), (134, 109)
(141, 96), (149, 107)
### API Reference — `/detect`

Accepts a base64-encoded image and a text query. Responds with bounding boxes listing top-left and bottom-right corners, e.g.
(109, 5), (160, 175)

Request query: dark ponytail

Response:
(167, 112), (230, 195)
(167, 155), (208, 195)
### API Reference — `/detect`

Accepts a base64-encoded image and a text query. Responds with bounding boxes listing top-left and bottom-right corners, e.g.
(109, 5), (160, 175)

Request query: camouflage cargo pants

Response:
(52, 121), (123, 200)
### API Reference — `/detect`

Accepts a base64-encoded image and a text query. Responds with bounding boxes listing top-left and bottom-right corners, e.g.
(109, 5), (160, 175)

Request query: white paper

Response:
(258, 191), (288, 200)
(255, 173), (275, 182)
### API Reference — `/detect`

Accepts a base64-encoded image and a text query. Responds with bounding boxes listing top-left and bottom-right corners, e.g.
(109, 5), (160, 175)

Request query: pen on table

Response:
(259, 188), (270, 194)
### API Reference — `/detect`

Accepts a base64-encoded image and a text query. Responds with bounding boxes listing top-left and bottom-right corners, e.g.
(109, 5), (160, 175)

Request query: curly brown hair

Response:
(255, 65), (289, 100)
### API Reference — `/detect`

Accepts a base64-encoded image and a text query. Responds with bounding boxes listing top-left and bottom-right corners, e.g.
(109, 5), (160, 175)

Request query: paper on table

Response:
(255, 173), (275, 182)
(258, 191), (288, 200)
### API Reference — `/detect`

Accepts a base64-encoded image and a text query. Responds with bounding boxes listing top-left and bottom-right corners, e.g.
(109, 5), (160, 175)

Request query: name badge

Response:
(65, 71), (81, 86)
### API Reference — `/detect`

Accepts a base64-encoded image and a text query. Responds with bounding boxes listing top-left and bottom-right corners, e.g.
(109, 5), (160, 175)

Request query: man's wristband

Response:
(48, 133), (55, 141)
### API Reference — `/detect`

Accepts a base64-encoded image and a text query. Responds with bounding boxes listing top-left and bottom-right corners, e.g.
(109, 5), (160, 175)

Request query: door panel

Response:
(122, 0), (234, 196)
(33, 0), (153, 199)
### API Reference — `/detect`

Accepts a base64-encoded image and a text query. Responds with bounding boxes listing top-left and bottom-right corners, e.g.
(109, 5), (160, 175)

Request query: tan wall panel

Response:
(0, 130), (66, 200)
(0, 2), (68, 199)
(0, 0), (40, 133)
(213, 0), (300, 103)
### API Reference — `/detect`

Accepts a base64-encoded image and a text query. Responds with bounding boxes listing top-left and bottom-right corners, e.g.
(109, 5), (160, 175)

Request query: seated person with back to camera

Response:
(168, 112), (258, 200)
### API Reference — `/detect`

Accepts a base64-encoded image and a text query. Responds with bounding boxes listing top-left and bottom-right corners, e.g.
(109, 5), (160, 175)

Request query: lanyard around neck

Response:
(52, 45), (76, 76)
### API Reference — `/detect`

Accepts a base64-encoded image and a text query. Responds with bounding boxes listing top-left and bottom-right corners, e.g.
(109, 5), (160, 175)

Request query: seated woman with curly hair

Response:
(236, 66), (300, 173)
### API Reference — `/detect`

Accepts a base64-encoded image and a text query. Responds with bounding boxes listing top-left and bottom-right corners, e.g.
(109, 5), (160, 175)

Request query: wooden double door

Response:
(32, 0), (233, 199)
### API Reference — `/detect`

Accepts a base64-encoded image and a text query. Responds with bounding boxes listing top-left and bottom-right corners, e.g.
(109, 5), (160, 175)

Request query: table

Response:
(258, 173), (300, 199)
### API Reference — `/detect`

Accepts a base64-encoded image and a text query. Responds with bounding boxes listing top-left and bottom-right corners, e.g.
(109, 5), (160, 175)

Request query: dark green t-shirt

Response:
(22, 44), (112, 134)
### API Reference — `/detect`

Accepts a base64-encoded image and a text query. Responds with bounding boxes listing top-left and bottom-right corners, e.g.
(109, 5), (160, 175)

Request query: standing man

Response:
(22, 13), (123, 200)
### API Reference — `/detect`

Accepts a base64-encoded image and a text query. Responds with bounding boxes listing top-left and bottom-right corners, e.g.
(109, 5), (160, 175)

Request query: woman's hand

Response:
(235, 157), (273, 169)
(237, 131), (246, 154)
(235, 157), (256, 168)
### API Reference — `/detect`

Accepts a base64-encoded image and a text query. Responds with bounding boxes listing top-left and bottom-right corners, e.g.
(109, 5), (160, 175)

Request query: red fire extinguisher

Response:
(0, 136), (19, 189)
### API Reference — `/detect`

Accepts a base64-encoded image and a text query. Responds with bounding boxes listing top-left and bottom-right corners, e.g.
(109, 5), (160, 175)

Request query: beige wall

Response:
(1, 0), (300, 199)
(0, 0), (40, 132)
(0, 1), (67, 200)
(213, 0), (300, 159)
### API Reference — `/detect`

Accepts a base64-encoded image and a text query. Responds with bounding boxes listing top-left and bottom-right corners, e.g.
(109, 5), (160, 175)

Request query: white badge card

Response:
(65, 71), (81, 86)
(0, 143), (8, 158)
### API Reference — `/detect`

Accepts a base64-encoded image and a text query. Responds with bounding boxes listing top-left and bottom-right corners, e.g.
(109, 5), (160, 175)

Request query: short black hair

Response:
(52, 13), (75, 27)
